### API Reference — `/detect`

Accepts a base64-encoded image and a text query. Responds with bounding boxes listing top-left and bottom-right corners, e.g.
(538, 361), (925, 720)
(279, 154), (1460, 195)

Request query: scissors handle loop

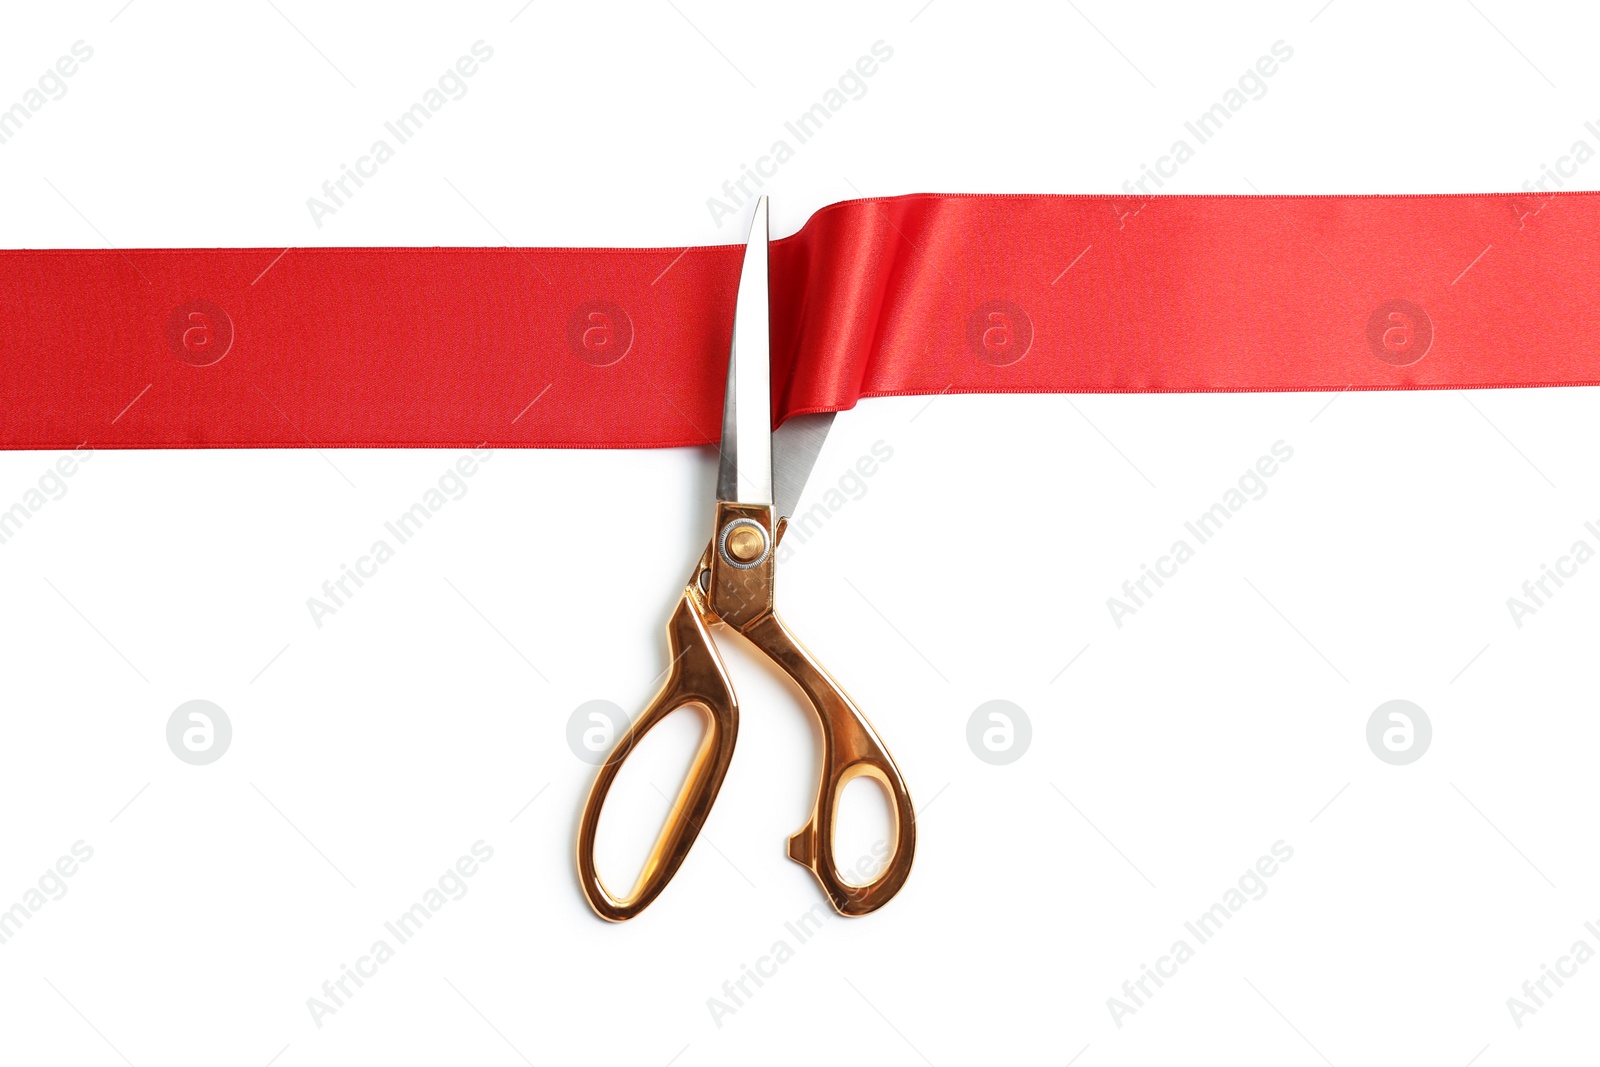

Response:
(575, 588), (738, 922)
(743, 611), (917, 917)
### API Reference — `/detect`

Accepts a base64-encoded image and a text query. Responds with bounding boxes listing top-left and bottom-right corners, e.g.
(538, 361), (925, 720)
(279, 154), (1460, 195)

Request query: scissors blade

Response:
(716, 197), (773, 506)
(772, 411), (835, 524)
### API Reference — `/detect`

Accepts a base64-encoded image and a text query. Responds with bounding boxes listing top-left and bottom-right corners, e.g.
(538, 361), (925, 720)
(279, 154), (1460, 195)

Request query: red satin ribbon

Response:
(2, 192), (1595, 450)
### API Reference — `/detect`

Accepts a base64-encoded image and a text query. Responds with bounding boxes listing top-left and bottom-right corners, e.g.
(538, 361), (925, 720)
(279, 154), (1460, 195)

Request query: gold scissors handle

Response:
(575, 573), (738, 922)
(576, 513), (916, 920)
(741, 609), (916, 916)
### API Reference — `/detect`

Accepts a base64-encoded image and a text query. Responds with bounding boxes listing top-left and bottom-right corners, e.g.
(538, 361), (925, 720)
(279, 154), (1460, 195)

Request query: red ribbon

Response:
(2, 192), (1594, 450)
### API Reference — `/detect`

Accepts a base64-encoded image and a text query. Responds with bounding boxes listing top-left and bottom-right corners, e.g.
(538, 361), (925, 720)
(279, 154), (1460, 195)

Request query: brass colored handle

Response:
(740, 611), (916, 917)
(576, 589), (738, 922)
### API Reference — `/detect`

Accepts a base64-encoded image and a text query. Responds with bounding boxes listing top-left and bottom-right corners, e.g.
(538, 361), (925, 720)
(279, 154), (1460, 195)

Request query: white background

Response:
(2, 1), (1599, 1065)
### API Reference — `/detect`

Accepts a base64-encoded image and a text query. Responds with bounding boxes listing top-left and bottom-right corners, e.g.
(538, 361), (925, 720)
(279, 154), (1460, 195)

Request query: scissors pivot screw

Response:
(718, 518), (769, 567)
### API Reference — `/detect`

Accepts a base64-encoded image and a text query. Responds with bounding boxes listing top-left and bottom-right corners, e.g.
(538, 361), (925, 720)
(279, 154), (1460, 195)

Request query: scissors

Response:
(576, 197), (917, 922)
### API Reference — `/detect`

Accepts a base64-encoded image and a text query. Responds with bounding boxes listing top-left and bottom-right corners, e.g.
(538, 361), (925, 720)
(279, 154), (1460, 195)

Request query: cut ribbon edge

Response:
(3, 190), (1597, 450)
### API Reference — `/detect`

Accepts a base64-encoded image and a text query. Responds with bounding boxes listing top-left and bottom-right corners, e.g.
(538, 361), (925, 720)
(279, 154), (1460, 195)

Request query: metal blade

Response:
(716, 197), (772, 505)
(772, 411), (836, 524)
